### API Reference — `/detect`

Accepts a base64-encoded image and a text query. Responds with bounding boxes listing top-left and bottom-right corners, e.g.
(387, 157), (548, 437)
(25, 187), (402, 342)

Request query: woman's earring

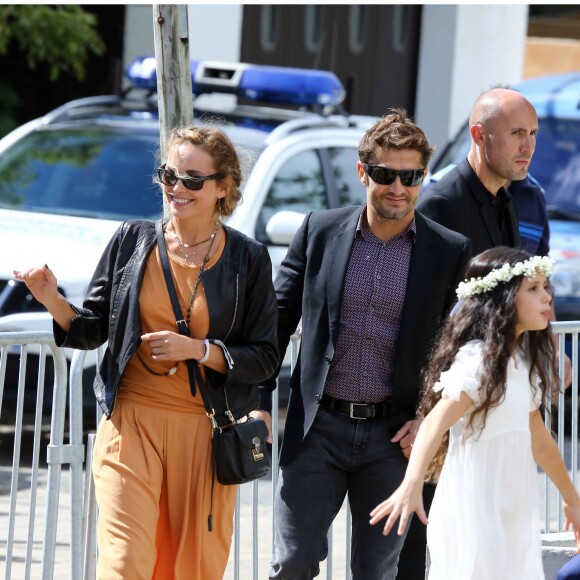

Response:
(218, 197), (223, 220)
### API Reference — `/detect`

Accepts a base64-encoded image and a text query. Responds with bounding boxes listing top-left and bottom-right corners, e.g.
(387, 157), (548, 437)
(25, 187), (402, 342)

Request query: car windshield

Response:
(0, 126), (163, 220)
(433, 118), (580, 218)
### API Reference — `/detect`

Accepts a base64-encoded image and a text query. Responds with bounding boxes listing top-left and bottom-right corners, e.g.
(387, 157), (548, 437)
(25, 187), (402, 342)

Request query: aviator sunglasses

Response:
(363, 163), (426, 188)
(157, 164), (225, 191)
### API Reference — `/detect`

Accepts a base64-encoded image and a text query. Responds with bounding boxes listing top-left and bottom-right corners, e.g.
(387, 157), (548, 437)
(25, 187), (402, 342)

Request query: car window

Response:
(328, 146), (366, 207)
(431, 122), (470, 172)
(531, 118), (580, 215)
(256, 148), (326, 243)
(0, 128), (162, 220)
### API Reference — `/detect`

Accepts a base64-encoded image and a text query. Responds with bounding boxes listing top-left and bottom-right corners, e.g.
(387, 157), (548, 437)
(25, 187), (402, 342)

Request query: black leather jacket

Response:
(53, 219), (280, 423)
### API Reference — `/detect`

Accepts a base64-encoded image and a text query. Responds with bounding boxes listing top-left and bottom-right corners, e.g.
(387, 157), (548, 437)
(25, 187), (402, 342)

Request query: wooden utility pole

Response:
(153, 5), (194, 160)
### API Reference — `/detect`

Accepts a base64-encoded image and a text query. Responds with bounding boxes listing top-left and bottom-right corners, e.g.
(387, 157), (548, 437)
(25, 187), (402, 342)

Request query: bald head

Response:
(467, 87), (538, 191)
(469, 88), (534, 128)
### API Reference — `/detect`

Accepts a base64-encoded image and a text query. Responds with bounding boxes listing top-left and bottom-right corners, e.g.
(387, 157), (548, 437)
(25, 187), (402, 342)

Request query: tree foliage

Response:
(0, 5), (105, 82)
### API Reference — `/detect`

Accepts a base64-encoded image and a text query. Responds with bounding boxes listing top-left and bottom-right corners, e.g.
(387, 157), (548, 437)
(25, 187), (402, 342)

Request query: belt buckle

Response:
(349, 402), (368, 420)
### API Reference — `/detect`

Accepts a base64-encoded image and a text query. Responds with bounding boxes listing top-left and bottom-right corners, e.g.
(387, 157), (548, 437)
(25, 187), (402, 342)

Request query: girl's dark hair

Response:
(419, 246), (557, 481)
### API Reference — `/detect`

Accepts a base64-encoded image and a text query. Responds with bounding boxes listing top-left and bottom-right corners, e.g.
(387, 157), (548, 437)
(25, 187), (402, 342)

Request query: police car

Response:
(0, 58), (376, 411)
(429, 72), (580, 323)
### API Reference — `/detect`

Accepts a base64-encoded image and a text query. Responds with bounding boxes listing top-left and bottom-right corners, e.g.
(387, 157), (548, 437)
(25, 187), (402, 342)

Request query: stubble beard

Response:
(507, 164), (530, 181)
(372, 197), (415, 221)
(487, 153), (531, 183)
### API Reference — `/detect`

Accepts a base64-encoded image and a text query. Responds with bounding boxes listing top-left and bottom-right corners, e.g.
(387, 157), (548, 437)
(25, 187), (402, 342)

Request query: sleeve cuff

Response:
(259, 386), (273, 414)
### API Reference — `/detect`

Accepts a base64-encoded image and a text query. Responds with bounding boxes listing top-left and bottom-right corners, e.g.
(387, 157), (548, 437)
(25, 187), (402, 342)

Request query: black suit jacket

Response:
(417, 158), (521, 256)
(261, 206), (472, 466)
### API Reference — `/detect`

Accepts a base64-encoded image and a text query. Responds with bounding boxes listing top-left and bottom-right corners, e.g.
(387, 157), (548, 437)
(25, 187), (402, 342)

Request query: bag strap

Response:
(156, 220), (220, 533)
(155, 220), (217, 423)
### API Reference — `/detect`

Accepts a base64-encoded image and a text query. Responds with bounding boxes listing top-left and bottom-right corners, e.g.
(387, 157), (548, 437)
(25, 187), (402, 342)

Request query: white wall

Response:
(187, 5), (242, 62)
(415, 4), (529, 165)
(123, 5), (155, 86)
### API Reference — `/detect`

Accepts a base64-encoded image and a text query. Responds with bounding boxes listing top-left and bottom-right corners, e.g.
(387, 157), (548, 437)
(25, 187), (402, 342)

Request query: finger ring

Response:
(155, 347), (160, 354)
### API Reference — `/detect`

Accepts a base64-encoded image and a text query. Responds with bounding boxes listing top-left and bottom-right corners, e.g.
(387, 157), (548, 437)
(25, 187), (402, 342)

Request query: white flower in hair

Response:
(456, 255), (554, 299)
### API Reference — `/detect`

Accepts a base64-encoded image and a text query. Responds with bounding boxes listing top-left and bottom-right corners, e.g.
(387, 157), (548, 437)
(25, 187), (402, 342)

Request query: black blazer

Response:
(261, 206), (472, 466)
(417, 158), (521, 257)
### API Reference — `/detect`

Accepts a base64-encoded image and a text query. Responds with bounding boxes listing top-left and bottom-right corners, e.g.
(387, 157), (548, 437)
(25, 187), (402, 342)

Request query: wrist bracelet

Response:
(197, 339), (210, 364)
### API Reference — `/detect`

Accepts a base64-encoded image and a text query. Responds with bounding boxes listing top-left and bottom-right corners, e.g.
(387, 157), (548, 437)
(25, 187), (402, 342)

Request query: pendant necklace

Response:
(171, 220), (219, 265)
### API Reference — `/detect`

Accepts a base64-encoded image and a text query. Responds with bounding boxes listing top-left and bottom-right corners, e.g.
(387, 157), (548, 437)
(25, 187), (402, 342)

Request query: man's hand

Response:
(391, 419), (419, 459)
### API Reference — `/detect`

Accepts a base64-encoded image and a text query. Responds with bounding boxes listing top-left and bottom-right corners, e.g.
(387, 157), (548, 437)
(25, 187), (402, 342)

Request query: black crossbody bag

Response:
(155, 221), (271, 488)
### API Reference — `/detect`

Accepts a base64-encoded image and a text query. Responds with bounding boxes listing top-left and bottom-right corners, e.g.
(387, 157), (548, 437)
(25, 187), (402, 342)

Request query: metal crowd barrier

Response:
(0, 331), (84, 580)
(543, 321), (580, 532)
(1, 325), (579, 578)
(73, 330), (355, 579)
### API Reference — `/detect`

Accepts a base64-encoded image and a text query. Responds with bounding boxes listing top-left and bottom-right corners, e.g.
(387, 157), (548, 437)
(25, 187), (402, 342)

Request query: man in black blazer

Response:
(258, 109), (471, 579)
(417, 87), (538, 256)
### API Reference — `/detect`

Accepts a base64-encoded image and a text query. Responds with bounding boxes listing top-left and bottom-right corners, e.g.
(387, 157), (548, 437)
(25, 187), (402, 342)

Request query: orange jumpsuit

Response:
(92, 239), (237, 579)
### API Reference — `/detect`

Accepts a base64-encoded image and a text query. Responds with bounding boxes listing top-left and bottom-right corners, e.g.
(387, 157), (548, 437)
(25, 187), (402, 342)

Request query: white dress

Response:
(427, 340), (544, 580)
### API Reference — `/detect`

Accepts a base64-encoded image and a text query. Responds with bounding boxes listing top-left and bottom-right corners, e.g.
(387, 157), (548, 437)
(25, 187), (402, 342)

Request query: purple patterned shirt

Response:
(324, 207), (416, 403)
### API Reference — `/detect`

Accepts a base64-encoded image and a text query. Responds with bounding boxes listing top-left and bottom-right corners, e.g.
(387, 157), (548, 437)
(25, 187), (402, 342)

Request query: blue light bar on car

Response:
(125, 57), (346, 108)
(126, 57), (158, 90)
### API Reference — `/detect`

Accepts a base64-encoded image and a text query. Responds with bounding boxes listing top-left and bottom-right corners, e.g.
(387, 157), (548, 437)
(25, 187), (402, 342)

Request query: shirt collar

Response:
(356, 205), (417, 242)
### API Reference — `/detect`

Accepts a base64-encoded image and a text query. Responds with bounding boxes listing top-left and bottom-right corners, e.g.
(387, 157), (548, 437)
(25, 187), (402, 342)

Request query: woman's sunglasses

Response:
(157, 164), (224, 191)
(363, 163), (425, 187)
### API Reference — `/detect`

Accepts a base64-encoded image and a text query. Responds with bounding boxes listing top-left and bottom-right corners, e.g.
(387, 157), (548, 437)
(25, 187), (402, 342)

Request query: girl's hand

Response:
(563, 503), (580, 553)
(369, 480), (428, 536)
(250, 409), (273, 444)
(13, 265), (59, 306)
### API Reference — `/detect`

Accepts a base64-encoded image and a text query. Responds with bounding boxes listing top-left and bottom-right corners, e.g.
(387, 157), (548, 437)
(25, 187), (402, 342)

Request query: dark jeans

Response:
(270, 406), (409, 580)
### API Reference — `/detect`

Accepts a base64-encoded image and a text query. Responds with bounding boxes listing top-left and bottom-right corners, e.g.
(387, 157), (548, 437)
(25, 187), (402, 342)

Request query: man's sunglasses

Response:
(363, 163), (425, 187)
(157, 164), (224, 191)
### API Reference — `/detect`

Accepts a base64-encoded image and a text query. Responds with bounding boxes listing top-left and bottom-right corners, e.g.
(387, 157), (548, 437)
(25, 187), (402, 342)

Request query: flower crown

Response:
(456, 255), (554, 299)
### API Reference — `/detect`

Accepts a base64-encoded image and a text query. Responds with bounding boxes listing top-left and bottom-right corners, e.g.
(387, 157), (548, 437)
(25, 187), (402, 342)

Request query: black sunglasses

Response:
(363, 163), (425, 187)
(157, 164), (224, 191)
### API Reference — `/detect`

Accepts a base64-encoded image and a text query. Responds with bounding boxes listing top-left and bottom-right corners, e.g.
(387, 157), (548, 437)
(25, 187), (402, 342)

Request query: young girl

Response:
(370, 246), (580, 579)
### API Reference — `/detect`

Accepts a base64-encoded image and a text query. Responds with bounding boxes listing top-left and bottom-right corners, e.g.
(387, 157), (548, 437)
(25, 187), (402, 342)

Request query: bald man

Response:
(417, 87), (538, 255)
(400, 88), (538, 580)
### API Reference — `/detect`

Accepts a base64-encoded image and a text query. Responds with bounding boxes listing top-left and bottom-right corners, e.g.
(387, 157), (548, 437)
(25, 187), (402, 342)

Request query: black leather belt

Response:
(319, 394), (390, 419)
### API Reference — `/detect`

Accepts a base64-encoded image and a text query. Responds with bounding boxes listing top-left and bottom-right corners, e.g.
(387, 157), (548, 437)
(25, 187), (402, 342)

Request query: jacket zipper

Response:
(223, 274), (239, 342)
(222, 274), (239, 421)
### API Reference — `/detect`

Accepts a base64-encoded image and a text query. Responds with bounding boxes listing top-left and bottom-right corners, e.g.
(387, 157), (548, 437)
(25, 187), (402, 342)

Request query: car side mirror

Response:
(265, 210), (306, 245)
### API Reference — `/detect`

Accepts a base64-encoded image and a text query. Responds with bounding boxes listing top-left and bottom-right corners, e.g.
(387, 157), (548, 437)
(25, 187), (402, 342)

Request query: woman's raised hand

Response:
(13, 265), (60, 307)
